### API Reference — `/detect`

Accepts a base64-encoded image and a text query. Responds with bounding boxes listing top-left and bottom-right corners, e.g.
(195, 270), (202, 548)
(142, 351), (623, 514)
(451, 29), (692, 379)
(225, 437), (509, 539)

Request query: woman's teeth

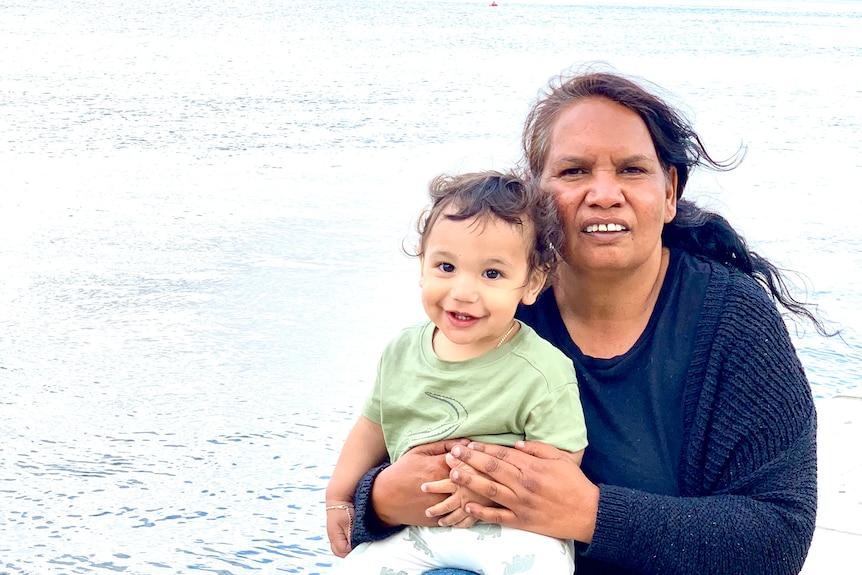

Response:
(585, 223), (626, 233)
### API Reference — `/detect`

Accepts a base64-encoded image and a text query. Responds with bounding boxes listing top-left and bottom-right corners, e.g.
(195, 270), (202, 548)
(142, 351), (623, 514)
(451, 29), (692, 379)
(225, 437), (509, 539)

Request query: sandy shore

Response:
(801, 392), (862, 573)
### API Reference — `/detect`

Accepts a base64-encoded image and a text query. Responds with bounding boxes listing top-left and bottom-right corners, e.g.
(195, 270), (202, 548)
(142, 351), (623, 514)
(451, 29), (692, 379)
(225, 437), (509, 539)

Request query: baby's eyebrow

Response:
(482, 257), (514, 268)
(425, 248), (454, 258)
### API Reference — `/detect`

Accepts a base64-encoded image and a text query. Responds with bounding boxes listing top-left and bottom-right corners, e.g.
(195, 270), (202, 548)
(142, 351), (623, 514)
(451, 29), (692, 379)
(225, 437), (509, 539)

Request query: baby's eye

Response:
(437, 262), (455, 273)
(483, 269), (502, 280)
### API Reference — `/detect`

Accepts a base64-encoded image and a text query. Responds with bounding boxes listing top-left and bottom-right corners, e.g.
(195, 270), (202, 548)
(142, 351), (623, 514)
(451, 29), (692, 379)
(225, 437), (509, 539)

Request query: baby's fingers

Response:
(450, 513), (479, 528)
(420, 478), (456, 495)
(424, 492), (460, 519)
(436, 506), (472, 527)
(327, 525), (351, 558)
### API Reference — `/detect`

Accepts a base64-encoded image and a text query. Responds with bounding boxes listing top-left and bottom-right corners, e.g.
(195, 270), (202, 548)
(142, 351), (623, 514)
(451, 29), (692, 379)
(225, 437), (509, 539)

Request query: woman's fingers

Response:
(462, 499), (518, 526)
(412, 437), (470, 457)
(446, 444), (523, 507)
(449, 442), (526, 485)
(447, 441), (599, 543)
(514, 439), (571, 459)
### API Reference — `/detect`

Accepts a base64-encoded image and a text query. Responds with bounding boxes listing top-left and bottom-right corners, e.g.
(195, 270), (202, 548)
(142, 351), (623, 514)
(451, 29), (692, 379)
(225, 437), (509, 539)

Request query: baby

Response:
(326, 170), (587, 574)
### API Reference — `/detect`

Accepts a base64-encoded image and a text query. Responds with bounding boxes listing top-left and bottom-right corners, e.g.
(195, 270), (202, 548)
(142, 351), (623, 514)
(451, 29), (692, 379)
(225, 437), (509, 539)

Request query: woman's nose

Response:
(586, 171), (624, 208)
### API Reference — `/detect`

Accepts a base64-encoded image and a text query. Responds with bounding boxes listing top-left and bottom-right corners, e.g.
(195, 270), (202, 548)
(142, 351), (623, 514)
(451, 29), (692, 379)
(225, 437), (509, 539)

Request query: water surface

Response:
(1, 1), (861, 573)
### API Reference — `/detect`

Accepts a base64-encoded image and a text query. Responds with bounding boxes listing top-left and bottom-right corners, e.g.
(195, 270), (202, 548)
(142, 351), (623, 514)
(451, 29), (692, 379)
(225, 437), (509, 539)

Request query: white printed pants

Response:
(331, 523), (574, 575)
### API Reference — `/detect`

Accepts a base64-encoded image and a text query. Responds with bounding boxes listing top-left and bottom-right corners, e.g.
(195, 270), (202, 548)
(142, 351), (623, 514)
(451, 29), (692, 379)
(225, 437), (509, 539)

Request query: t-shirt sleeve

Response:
(360, 355), (384, 425)
(525, 379), (588, 452)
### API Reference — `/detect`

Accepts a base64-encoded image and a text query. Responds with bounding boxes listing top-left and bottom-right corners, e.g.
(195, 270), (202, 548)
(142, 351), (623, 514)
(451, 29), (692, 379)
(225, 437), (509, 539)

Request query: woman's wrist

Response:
(353, 439), (468, 546)
(352, 462), (403, 546)
(371, 463), (407, 527)
(372, 450), (454, 528)
(577, 482), (601, 544)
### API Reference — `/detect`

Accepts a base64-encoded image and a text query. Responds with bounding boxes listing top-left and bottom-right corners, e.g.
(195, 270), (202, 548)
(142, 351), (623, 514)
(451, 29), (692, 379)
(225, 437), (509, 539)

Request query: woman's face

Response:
(540, 96), (677, 275)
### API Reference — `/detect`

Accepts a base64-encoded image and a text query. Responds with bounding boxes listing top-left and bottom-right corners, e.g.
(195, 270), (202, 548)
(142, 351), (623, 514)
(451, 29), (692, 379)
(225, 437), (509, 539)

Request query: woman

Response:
(347, 69), (828, 575)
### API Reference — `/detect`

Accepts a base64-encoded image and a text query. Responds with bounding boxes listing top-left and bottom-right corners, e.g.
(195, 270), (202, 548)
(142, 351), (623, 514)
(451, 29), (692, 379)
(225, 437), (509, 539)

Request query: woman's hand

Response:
(447, 440), (600, 543)
(371, 438), (471, 528)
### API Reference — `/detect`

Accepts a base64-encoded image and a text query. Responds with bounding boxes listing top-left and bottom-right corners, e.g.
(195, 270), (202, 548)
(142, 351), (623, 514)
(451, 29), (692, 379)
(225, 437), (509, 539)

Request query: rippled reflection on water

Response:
(2, 0), (862, 573)
(0, 151), (416, 572)
(4, 391), (353, 574)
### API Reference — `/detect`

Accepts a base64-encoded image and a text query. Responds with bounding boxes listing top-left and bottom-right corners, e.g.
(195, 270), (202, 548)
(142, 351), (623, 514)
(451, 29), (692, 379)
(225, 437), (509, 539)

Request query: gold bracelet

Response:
(326, 504), (354, 536)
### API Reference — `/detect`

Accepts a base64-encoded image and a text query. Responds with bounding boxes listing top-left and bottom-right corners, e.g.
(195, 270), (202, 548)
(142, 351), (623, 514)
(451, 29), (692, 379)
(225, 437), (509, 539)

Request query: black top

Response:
(516, 248), (712, 497)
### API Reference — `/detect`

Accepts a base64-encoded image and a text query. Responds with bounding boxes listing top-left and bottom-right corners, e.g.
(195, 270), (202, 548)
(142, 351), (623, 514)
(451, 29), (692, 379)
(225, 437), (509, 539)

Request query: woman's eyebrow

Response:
(551, 154), (588, 164)
(615, 154), (657, 165)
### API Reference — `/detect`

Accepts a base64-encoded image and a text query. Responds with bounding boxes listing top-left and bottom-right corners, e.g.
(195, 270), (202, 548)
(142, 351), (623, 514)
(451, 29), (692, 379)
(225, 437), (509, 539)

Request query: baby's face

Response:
(418, 212), (543, 360)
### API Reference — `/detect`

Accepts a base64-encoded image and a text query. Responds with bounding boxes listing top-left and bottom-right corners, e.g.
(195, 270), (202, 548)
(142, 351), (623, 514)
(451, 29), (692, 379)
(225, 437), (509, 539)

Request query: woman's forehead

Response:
(547, 98), (657, 160)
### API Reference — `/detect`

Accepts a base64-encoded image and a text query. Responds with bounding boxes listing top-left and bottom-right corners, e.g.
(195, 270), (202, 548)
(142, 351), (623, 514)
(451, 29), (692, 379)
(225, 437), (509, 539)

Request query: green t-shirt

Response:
(362, 320), (588, 461)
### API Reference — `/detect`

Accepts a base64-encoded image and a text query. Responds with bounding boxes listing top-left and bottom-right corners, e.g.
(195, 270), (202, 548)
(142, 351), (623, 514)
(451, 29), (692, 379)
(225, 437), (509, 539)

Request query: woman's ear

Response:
(521, 269), (548, 305)
(664, 166), (679, 223)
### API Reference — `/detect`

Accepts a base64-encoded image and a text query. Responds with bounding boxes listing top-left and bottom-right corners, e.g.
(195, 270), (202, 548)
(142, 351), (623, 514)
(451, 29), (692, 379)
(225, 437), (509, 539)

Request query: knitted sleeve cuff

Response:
(350, 461), (403, 547)
(581, 484), (633, 564)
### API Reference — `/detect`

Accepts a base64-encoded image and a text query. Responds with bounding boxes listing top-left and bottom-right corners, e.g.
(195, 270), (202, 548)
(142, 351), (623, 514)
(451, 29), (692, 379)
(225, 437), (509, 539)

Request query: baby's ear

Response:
(418, 257), (425, 287)
(521, 269), (547, 305)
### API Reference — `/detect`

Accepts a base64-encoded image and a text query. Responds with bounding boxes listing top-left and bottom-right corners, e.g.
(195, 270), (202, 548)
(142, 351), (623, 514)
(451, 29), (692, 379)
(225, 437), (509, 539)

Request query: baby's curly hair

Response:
(413, 170), (562, 279)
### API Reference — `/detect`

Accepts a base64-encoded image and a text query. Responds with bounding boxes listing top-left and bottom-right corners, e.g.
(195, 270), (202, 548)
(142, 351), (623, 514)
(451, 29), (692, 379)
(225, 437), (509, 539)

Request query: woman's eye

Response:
(483, 269), (501, 280)
(437, 263), (455, 273)
(560, 167), (586, 176)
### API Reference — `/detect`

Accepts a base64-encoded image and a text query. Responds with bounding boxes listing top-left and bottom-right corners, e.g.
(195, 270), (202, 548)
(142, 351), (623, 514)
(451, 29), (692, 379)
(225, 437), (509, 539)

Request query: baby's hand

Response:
(421, 478), (481, 528)
(325, 502), (354, 557)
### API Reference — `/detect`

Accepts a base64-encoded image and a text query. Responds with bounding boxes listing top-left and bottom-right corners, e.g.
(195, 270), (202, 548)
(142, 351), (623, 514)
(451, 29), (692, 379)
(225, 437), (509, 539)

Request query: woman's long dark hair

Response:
(522, 67), (833, 336)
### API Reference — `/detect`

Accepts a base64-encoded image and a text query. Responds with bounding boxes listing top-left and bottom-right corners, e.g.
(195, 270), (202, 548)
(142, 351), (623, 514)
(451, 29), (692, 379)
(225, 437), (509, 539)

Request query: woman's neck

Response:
(554, 248), (670, 358)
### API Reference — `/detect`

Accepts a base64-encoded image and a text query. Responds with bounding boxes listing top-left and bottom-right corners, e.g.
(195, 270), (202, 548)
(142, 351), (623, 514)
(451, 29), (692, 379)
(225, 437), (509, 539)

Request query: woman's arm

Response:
(449, 414), (815, 575)
(350, 438), (471, 546)
(583, 426), (816, 574)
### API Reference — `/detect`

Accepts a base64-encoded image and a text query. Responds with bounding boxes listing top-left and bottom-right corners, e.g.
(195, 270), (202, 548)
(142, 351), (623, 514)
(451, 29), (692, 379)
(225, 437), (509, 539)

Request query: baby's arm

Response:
(567, 447), (584, 466)
(326, 415), (387, 557)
